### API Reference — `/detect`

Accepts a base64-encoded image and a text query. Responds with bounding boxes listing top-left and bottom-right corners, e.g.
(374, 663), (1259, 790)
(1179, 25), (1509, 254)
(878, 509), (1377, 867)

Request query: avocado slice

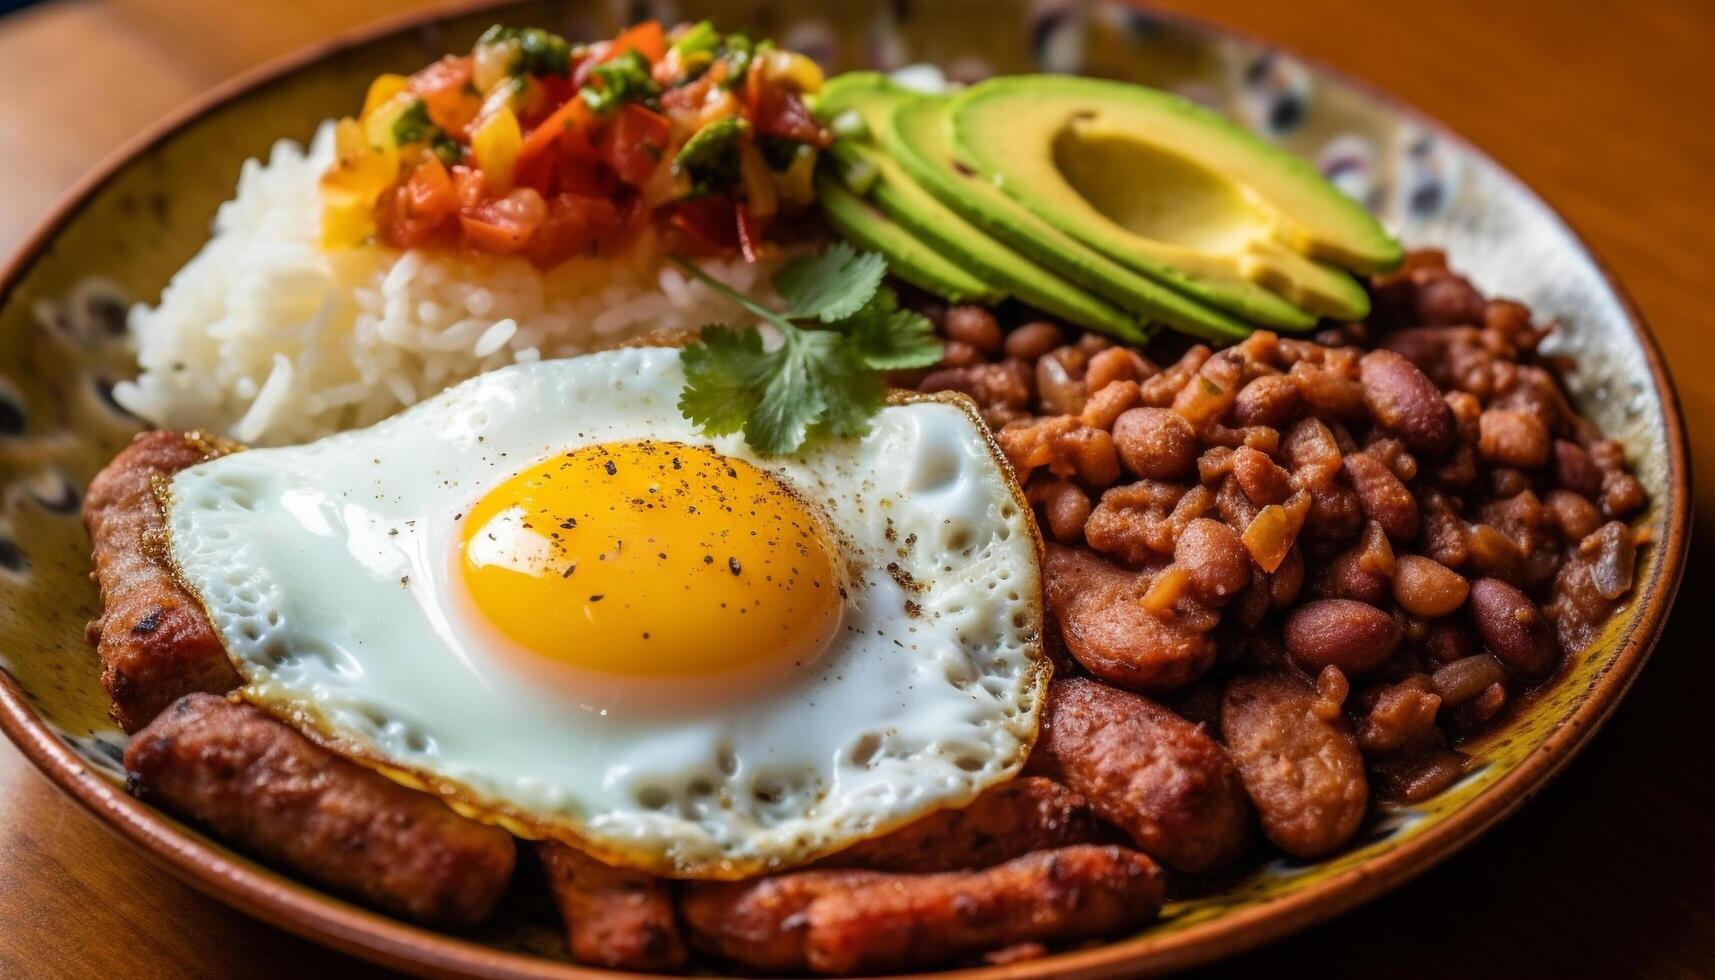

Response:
(818, 74), (1150, 344)
(816, 172), (1000, 304)
(949, 75), (1397, 324)
(885, 95), (1252, 343)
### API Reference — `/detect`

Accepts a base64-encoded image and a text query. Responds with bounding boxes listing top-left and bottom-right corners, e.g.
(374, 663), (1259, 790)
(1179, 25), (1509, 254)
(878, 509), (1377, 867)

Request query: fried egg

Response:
(162, 346), (1044, 877)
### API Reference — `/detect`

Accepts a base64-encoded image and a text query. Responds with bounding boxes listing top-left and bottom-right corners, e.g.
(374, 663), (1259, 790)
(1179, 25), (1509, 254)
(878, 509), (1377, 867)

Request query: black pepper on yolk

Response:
(459, 441), (844, 676)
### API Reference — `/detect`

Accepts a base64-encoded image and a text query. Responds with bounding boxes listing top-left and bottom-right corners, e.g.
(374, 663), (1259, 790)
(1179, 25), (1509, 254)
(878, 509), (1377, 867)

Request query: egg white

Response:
(162, 346), (1045, 876)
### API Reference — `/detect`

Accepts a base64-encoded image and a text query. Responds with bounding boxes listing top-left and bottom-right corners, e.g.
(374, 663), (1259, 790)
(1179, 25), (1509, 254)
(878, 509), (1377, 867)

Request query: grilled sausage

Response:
(1027, 676), (1251, 872)
(1044, 544), (1217, 691)
(682, 845), (1163, 975)
(537, 841), (687, 972)
(1221, 672), (1369, 857)
(84, 430), (241, 732)
(821, 777), (1115, 872)
(124, 693), (516, 929)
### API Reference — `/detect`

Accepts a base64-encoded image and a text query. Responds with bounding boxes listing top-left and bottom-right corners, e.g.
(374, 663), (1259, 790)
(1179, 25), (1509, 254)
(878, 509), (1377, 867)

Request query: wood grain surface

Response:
(1, 1), (1712, 977)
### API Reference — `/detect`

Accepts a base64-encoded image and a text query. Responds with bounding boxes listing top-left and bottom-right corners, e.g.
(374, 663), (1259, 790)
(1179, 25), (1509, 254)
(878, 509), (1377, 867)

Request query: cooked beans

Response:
(1113, 407), (1196, 479)
(906, 248), (1645, 884)
(1358, 349), (1454, 454)
(1468, 578), (1556, 676)
(1477, 409), (1550, 469)
(1003, 321), (1064, 361)
(944, 305), (1002, 354)
(1285, 599), (1402, 673)
(1392, 555), (1469, 617)
(1431, 654), (1507, 706)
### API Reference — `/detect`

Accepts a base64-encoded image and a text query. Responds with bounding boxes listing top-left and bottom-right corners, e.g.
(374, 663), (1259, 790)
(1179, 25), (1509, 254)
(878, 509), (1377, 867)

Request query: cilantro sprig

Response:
(675, 244), (943, 454)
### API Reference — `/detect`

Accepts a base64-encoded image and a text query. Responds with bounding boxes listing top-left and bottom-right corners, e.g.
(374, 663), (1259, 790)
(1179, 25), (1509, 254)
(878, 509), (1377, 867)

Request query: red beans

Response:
(1430, 654), (1507, 707)
(1232, 374), (1303, 428)
(1112, 408), (1195, 480)
(1343, 451), (1420, 541)
(1175, 519), (1251, 605)
(944, 305), (1002, 355)
(1285, 599), (1403, 674)
(1392, 555), (1469, 618)
(1003, 321), (1064, 361)
(1477, 409), (1550, 469)
(1358, 350), (1455, 454)
(1468, 578), (1557, 676)
(1552, 439), (1602, 496)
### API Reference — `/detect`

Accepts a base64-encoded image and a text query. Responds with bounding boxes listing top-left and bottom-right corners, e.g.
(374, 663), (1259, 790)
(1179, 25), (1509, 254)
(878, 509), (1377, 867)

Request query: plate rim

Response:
(0, 1), (1692, 977)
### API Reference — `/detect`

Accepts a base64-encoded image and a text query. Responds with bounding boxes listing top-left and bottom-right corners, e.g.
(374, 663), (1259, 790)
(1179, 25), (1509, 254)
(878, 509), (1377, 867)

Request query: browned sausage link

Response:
(821, 777), (1116, 872)
(537, 841), (687, 972)
(805, 846), (1163, 975)
(83, 430), (243, 732)
(1221, 673), (1369, 857)
(682, 870), (887, 973)
(683, 847), (1163, 975)
(1026, 677), (1251, 872)
(1043, 544), (1217, 692)
(124, 693), (516, 929)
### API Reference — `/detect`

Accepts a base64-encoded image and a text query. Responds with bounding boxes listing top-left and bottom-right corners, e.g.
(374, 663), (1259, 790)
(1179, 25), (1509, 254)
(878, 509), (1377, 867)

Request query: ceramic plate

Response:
(0, 1), (1689, 976)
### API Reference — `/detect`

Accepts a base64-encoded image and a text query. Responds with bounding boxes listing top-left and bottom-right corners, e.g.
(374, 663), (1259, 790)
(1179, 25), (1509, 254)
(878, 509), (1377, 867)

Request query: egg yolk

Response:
(459, 441), (844, 677)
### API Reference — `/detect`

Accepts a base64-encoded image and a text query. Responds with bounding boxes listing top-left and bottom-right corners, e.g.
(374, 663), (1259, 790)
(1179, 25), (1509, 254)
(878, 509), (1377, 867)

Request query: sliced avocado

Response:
(817, 74), (1150, 344)
(816, 172), (1000, 304)
(885, 95), (1252, 343)
(949, 75), (1398, 323)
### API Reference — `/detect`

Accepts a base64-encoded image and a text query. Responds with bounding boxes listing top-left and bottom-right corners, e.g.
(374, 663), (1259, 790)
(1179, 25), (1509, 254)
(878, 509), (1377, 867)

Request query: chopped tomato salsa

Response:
(319, 21), (829, 265)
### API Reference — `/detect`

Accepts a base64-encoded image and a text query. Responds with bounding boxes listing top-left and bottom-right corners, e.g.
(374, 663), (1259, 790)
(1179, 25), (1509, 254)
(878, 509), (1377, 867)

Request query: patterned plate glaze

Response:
(0, 1), (1689, 977)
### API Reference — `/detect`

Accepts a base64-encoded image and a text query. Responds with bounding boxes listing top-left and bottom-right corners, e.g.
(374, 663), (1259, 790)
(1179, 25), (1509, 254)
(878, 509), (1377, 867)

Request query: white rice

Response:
(115, 122), (789, 446)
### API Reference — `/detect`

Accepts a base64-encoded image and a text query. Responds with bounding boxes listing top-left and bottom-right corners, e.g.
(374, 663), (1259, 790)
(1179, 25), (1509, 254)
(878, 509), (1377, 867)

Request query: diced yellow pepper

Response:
(361, 74), (411, 119)
(739, 142), (777, 218)
(471, 105), (523, 193)
(760, 49), (824, 94)
(320, 190), (376, 249)
(773, 144), (816, 208)
(319, 117), (400, 248)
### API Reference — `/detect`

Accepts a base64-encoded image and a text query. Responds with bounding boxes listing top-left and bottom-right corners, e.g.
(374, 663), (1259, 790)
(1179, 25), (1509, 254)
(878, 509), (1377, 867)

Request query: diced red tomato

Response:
(668, 195), (739, 255)
(459, 188), (549, 254)
(597, 103), (672, 188)
(452, 165), (488, 209)
(604, 20), (666, 65)
(410, 55), (481, 135)
(749, 86), (831, 148)
(735, 204), (765, 263)
(527, 192), (635, 267)
(515, 97), (598, 193)
(376, 157), (460, 247)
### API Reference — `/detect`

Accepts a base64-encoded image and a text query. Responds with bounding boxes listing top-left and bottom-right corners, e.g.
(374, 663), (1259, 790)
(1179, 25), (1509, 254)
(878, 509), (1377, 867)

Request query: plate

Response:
(0, 1), (1689, 976)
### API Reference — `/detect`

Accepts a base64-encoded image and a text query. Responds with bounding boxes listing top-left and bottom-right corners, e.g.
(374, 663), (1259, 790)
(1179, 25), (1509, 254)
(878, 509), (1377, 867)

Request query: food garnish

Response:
(320, 20), (829, 265)
(675, 244), (942, 453)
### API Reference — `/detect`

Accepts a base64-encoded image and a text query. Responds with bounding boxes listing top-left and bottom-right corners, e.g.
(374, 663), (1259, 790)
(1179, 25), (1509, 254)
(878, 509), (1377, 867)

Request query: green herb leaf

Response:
(772, 242), (887, 323)
(677, 326), (767, 436)
(580, 49), (660, 112)
(817, 349), (887, 439)
(673, 247), (942, 455)
(476, 26), (572, 78)
(670, 20), (721, 57)
(391, 99), (439, 146)
(746, 331), (836, 453)
(843, 288), (942, 370)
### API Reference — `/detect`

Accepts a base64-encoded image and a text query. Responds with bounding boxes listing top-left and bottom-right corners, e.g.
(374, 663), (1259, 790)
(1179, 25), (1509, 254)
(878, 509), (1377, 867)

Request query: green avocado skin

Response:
(947, 74), (1399, 328)
(815, 172), (999, 304)
(816, 74), (1150, 343)
(885, 95), (1252, 343)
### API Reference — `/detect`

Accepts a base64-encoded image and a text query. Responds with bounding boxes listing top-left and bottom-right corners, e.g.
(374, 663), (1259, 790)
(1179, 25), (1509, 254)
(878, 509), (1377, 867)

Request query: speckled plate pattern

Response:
(0, 1), (1690, 977)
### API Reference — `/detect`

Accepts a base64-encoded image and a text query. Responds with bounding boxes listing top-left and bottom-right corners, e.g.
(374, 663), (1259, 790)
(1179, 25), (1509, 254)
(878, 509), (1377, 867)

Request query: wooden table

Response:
(1, 0), (1712, 976)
